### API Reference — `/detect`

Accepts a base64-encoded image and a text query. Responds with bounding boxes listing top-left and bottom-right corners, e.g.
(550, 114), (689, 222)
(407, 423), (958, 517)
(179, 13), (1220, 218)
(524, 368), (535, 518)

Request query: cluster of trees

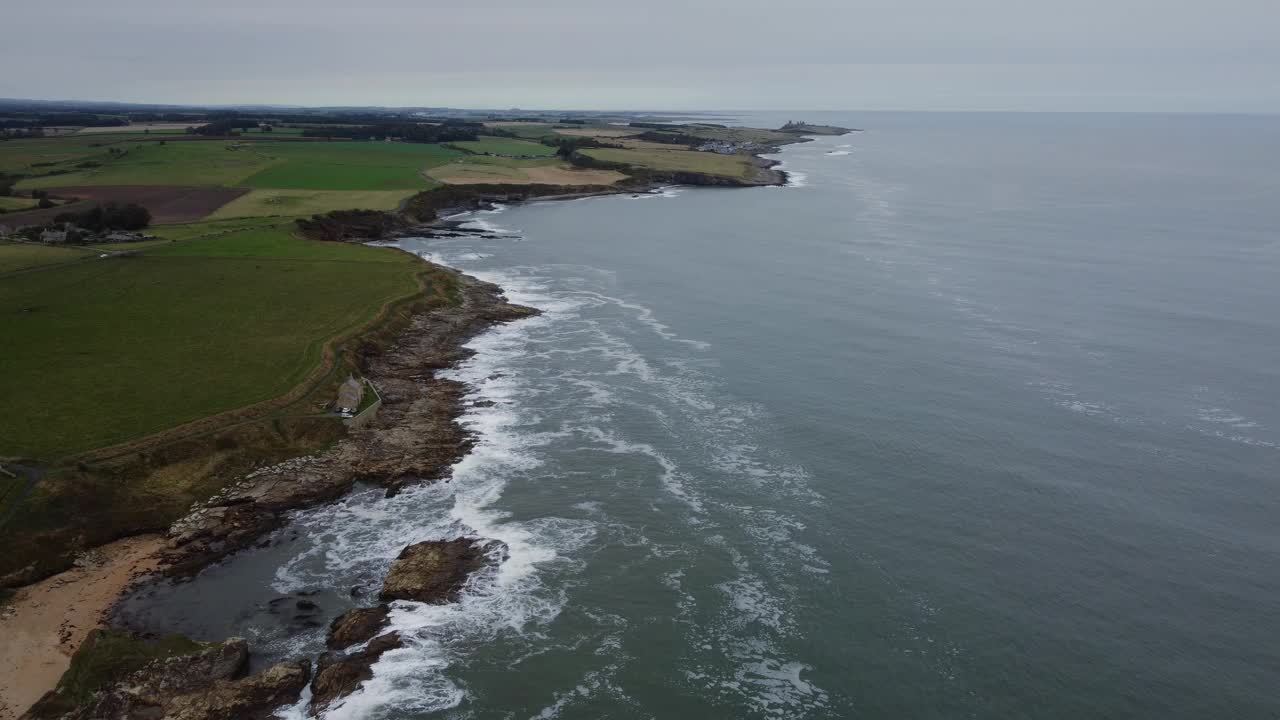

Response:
(31, 190), (55, 209)
(301, 122), (482, 143)
(191, 118), (260, 136)
(541, 136), (611, 159)
(295, 209), (407, 242)
(55, 202), (152, 232)
(127, 112), (207, 123)
(633, 130), (700, 147)
(0, 184), (57, 214)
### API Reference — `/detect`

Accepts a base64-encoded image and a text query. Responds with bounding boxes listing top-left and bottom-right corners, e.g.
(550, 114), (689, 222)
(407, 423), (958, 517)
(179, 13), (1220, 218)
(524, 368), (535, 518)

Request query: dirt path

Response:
(0, 535), (165, 720)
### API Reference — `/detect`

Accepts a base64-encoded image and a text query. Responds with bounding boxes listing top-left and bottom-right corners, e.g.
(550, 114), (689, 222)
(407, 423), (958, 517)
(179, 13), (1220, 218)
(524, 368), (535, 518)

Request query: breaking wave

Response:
(274, 191), (837, 717)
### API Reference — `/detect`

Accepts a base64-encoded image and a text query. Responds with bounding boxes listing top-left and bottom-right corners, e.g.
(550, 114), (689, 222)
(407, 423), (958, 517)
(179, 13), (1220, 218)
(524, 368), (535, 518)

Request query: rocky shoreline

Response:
(14, 127), (851, 718)
(17, 257), (536, 719)
(156, 267), (536, 580)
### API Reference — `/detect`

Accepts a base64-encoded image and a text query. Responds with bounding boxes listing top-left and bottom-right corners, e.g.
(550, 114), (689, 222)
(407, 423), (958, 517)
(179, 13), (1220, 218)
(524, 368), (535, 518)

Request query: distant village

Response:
(697, 140), (772, 155)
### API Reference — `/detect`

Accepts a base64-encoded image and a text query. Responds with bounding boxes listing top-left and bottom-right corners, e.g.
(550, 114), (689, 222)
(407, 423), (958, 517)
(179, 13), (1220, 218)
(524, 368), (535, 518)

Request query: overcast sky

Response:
(4, 0), (1279, 112)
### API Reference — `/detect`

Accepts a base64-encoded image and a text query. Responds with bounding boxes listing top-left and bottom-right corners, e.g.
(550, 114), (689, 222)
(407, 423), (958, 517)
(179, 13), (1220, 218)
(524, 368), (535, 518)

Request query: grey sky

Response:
(5, 0), (1279, 111)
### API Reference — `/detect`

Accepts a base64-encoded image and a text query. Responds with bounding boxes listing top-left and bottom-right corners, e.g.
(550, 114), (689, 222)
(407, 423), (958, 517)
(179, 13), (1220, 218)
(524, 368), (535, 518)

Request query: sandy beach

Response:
(0, 535), (164, 720)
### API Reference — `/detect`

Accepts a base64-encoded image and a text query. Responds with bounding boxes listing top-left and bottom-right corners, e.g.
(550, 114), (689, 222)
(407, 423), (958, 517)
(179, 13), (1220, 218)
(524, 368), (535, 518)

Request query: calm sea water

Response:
(125, 113), (1280, 718)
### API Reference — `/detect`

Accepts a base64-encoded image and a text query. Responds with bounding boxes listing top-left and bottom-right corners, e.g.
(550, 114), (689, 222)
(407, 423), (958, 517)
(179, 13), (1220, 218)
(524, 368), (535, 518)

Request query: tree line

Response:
(301, 122), (483, 143)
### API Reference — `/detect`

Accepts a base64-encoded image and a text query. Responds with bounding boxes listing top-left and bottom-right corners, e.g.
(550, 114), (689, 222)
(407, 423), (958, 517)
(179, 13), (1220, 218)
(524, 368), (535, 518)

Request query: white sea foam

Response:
(294, 202), (837, 716)
(566, 290), (711, 350)
(268, 253), (600, 718)
(625, 186), (685, 200)
(462, 217), (520, 236)
(1197, 407), (1260, 429)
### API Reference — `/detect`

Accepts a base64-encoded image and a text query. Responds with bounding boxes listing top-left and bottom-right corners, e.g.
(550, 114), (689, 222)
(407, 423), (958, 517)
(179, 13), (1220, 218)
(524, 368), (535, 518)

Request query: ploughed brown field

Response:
(47, 186), (249, 224)
(0, 202), (93, 229)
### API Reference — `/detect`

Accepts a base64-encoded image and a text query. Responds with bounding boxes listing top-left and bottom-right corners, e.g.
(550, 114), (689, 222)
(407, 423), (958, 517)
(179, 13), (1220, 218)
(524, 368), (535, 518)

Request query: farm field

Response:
(20, 141), (276, 189)
(483, 122), (559, 139)
(450, 136), (556, 157)
(149, 216), (289, 241)
(240, 127), (308, 136)
(48, 186), (248, 223)
(554, 127), (640, 138)
(144, 226), (413, 261)
(581, 145), (756, 179)
(0, 196), (37, 211)
(681, 125), (800, 146)
(428, 156), (625, 185)
(73, 123), (199, 135)
(9, 139), (463, 220)
(0, 225), (424, 461)
(0, 200), (94, 228)
(0, 135), (139, 175)
(0, 242), (95, 274)
(207, 189), (412, 219)
(240, 141), (460, 191)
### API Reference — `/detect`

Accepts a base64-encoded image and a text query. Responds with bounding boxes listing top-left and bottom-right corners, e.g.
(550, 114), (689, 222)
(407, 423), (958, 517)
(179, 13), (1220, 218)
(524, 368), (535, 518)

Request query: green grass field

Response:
(149, 216), (288, 241)
(239, 127), (308, 136)
(0, 136), (132, 176)
(207, 189), (413, 219)
(427, 155), (625, 185)
(681, 125), (798, 146)
(12, 139), (462, 194)
(450, 136), (555, 157)
(581, 146), (755, 179)
(0, 227), (422, 460)
(240, 142), (460, 191)
(20, 141), (276, 189)
(0, 243), (95, 274)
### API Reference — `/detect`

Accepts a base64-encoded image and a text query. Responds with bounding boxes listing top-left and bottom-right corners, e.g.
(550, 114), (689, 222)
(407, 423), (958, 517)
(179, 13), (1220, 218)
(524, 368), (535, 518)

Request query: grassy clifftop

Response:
(0, 223), (423, 461)
(0, 221), (461, 585)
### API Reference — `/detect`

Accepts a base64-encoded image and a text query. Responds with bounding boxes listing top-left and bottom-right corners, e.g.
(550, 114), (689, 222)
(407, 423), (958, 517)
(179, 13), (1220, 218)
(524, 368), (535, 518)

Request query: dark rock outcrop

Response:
(308, 632), (403, 714)
(295, 209), (409, 242)
(117, 637), (250, 700)
(25, 635), (309, 720)
(164, 659), (311, 720)
(327, 605), (391, 650)
(380, 538), (492, 603)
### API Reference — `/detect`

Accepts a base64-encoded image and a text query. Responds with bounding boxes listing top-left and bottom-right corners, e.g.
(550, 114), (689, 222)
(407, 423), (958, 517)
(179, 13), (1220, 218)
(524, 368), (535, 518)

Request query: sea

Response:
(117, 112), (1280, 719)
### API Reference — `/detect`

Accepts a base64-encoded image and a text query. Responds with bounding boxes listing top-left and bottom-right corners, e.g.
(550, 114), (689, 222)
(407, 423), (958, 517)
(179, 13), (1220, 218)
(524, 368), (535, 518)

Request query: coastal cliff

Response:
(4, 121), (852, 719)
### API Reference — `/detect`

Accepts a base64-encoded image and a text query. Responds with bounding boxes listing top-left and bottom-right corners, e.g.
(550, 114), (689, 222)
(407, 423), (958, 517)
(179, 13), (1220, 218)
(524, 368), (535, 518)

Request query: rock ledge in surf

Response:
(309, 632), (403, 714)
(379, 538), (494, 604)
(326, 605), (391, 650)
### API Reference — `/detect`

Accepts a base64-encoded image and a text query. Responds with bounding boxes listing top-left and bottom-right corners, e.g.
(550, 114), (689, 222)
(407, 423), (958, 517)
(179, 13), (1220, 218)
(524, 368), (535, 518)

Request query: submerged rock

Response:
(327, 605), (391, 650)
(379, 538), (493, 604)
(309, 632), (403, 714)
